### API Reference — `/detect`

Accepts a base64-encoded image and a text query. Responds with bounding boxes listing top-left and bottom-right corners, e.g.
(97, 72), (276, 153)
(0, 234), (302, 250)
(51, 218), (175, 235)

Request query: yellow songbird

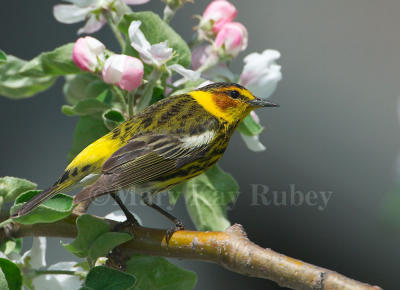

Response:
(13, 82), (278, 233)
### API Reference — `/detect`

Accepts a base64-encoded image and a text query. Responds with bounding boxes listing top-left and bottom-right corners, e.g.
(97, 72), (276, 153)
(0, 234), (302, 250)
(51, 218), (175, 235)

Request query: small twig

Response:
(34, 270), (85, 277)
(0, 214), (382, 290)
(136, 69), (162, 113)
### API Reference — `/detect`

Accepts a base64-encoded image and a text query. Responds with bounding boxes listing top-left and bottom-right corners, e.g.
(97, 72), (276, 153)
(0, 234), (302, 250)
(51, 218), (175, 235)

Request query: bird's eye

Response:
(229, 90), (241, 99)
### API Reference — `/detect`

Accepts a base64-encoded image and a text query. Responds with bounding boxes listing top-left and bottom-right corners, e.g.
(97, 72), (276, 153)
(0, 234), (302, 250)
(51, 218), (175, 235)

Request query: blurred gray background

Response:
(1, 0), (399, 289)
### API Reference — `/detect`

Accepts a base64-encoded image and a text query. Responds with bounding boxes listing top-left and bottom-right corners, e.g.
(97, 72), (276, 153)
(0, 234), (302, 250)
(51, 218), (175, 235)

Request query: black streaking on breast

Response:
(81, 164), (91, 172)
(112, 128), (121, 139)
(71, 168), (78, 177)
(59, 170), (70, 184)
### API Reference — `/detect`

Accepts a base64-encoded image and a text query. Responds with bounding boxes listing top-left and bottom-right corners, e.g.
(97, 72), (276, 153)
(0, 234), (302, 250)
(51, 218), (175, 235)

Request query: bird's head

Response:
(190, 82), (279, 124)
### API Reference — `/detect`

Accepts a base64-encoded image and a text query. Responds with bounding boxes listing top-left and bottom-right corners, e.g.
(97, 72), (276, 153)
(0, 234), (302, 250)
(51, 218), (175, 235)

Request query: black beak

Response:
(248, 97), (279, 108)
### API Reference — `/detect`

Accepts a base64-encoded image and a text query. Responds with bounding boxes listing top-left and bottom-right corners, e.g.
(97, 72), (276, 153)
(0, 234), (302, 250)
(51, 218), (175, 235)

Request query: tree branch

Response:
(0, 215), (382, 290)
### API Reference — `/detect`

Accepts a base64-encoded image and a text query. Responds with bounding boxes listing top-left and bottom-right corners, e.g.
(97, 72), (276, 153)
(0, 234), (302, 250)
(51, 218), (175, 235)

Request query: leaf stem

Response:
(34, 270), (86, 278)
(163, 5), (176, 23)
(104, 11), (125, 50)
(111, 86), (127, 112)
(127, 90), (136, 118)
(136, 69), (162, 113)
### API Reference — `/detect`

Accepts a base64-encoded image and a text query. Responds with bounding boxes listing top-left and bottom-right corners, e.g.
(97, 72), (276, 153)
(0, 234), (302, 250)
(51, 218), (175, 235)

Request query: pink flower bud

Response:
(201, 0), (237, 34)
(102, 55), (144, 91)
(72, 36), (105, 72)
(215, 22), (248, 58)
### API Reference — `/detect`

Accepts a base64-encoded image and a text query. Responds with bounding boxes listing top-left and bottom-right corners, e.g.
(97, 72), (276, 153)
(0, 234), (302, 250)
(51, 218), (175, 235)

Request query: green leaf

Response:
(0, 176), (37, 203)
(184, 165), (239, 231)
(19, 43), (80, 77)
(63, 74), (107, 105)
(0, 258), (22, 290)
(68, 115), (109, 161)
(102, 109), (125, 130)
(169, 184), (184, 206)
(237, 115), (264, 136)
(149, 86), (165, 105)
(62, 98), (111, 117)
(126, 255), (196, 290)
(0, 55), (56, 99)
(0, 50), (6, 62)
(96, 89), (113, 105)
(63, 215), (110, 258)
(119, 12), (191, 68)
(0, 268), (8, 290)
(82, 266), (136, 290)
(10, 190), (73, 225)
(87, 232), (132, 265)
(0, 238), (22, 256)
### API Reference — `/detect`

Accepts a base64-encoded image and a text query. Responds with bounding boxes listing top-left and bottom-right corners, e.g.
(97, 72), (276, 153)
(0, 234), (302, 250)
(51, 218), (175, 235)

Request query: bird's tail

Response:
(12, 186), (59, 218)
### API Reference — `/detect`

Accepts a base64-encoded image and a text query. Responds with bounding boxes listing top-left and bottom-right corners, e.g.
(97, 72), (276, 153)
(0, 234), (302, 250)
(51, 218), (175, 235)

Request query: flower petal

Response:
(240, 133), (266, 152)
(128, 21), (151, 52)
(102, 55), (125, 84)
(169, 64), (201, 86)
(30, 237), (47, 269)
(53, 4), (92, 24)
(149, 41), (173, 66)
(64, 0), (97, 8)
(78, 14), (106, 34)
(239, 49), (282, 99)
(123, 0), (150, 4)
(129, 21), (173, 67)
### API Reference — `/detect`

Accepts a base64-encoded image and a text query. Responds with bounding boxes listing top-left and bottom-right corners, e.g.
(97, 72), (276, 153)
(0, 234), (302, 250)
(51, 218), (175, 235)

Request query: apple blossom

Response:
(200, 0), (237, 34)
(128, 20), (200, 85)
(215, 22), (248, 58)
(72, 36), (105, 72)
(102, 55), (144, 91)
(128, 20), (173, 68)
(239, 49), (282, 99)
(53, 0), (151, 34)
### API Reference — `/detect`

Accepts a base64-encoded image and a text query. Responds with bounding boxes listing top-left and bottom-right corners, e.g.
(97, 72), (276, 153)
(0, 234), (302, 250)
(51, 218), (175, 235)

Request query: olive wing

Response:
(74, 134), (210, 203)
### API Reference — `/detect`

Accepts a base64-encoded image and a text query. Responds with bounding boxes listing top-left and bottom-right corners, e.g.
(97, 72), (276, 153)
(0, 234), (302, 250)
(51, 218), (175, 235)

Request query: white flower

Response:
(53, 0), (151, 34)
(240, 111), (266, 152)
(239, 49), (282, 99)
(20, 237), (47, 268)
(9, 237), (83, 290)
(128, 21), (201, 86)
(128, 21), (173, 67)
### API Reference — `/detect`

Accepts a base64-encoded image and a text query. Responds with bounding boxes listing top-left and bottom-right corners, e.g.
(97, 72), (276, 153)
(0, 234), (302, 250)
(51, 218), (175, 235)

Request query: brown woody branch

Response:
(0, 214), (382, 290)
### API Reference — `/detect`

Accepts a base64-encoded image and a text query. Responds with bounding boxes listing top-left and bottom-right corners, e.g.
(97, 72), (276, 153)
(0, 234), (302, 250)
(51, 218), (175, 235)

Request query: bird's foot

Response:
(165, 219), (185, 245)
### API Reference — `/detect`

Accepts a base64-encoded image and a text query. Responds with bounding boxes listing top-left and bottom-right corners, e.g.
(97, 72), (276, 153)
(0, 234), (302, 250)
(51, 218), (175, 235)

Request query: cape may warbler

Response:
(13, 82), (278, 231)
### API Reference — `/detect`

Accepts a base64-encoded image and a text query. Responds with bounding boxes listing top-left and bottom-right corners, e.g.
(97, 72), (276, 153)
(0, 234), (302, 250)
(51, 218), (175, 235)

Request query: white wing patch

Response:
(78, 173), (100, 186)
(180, 130), (216, 148)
